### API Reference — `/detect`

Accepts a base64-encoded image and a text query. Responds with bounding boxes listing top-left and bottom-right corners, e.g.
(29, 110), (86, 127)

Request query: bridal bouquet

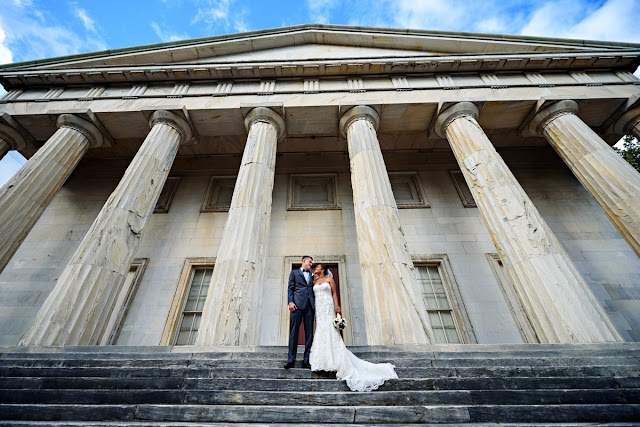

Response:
(333, 313), (347, 331)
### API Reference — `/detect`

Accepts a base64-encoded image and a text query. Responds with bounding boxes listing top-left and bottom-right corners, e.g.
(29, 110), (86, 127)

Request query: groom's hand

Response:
(288, 302), (297, 312)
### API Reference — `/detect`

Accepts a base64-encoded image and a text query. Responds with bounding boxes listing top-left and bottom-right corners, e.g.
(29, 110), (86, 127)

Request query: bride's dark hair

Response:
(315, 263), (330, 276)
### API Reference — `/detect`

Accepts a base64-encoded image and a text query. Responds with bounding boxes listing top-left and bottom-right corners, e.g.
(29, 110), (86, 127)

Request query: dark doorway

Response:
(291, 263), (341, 345)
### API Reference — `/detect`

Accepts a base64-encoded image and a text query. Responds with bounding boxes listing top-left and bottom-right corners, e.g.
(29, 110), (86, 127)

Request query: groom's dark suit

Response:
(287, 268), (315, 365)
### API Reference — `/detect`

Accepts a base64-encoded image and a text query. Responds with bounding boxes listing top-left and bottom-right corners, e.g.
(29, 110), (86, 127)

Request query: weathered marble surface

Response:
(531, 100), (640, 257)
(437, 102), (622, 343)
(0, 138), (8, 160)
(196, 107), (284, 346)
(341, 106), (432, 345)
(20, 111), (191, 346)
(0, 114), (102, 274)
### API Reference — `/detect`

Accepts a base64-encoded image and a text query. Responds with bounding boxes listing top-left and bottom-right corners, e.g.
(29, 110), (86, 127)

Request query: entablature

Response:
(1, 50), (639, 90)
(1, 81), (638, 159)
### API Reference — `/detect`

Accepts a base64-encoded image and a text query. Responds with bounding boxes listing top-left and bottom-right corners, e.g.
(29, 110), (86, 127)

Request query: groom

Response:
(285, 255), (315, 369)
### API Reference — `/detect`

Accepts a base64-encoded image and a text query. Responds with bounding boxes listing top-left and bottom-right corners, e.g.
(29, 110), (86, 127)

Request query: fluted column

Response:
(0, 139), (9, 160)
(0, 122), (26, 161)
(196, 107), (284, 346)
(21, 110), (192, 346)
(531, 100), (640, 257)
(437, 102), (621, 343)
(340, 106), (432, 345)
(614, 106), (640, 140)
(0, 115), (101, 273)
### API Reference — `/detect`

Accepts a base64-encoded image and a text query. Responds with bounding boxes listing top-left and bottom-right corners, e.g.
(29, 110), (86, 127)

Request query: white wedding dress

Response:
(309, 282), (398, 392)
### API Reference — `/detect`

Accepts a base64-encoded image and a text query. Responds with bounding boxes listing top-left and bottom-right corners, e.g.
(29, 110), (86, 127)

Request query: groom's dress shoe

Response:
(303, 362), (312, 369)
(284, 362), (295, 369)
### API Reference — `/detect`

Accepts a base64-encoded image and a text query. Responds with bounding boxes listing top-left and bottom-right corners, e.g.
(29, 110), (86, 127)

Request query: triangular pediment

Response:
(2, 24), (639, 72)
(182, 43), (440, 64)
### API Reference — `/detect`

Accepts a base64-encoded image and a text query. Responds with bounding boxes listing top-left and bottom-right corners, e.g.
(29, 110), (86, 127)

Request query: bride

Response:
(309, 263), (398, 392)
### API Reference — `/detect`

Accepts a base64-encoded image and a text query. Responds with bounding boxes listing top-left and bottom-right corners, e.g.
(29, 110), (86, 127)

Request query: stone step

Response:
(0, 388), (638, 406)
(1, 404), (639, 423)
(1, 356), (637, 369)
(3, 342), (638, 355)
(2, 375), (638, 392)
(3, 346), (638, 360)
(3, 423), (639, 427)
(2, 365), (638, 380)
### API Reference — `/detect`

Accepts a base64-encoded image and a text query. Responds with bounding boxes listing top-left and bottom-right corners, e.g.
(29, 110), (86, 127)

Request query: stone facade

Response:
(0, 25), (639, 347)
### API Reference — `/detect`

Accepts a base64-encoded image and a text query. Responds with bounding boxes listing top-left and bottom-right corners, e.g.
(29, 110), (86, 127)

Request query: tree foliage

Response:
(614, 134), (640, 173)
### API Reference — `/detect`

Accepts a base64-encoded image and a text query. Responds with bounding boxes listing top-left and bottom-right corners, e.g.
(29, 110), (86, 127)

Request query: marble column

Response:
(196, 107), (284, 346)
(340, 106), (432, 345)
(529, 101), (640, 256)
(531, 100), (640, 257)
(436, 102), (621, 343)
(20, 110), (192, 346)
(614, 106), (640, 141)
(0, 122), (26, 161)
(0, 139), (9, 160)
(0, 115), (102, 274)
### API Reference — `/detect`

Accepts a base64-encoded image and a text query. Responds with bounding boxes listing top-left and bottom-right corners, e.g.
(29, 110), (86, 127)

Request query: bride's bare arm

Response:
(330, 278), (341, 314)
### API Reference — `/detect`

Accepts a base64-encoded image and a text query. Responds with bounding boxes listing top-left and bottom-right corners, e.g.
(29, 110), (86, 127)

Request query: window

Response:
(413, 256), (476, 344)
(154, 177), (181, 213)
(174, 267), (212, 345)
(449, 170), (476, 208)
(161, 258), (215, 346)
(388, 172), (429, 208)
(487, 254), (539, 343)
(288, 174), (340, 210)
(99, 258), (148, 345)
(201, 176), (236, 212)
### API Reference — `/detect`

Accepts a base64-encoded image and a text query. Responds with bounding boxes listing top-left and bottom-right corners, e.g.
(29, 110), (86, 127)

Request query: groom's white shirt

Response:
(301, 267), (310, 284)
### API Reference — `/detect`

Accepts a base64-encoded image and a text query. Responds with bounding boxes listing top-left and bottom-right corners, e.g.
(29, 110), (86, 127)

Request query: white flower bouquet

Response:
(333, 313), (347, 331)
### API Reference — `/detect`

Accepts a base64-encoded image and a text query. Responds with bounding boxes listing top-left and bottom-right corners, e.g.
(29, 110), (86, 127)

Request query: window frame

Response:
(98, 257), (149, 345)
(287, 173), (341, 211)
(201, 176), (237, 212)
(388, 172), (430, 209)
(160, 257), (216, 346)
(487, 253), (540, 343)
(412, 255), (477, 344)
(449, 170), (477, 208)
(154, 177), (181, 213)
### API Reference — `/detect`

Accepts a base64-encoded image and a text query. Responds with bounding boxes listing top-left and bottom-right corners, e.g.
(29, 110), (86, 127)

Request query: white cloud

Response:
(75, 8), (96, 33)
(191, 0), (249, 33)
(307, 0), (340, 24)
(560, 0), (640, 43)
(10, 0), (33, 7)
(0, 26), (13, 65)
(192, 0), (232, 25)
(0, 2), (107, 62)
(151, 22), (188, 42)
(313, 0), (640, 46)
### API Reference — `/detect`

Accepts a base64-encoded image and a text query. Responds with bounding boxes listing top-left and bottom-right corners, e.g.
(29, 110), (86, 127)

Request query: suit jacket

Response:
(288, 268), (315, 311)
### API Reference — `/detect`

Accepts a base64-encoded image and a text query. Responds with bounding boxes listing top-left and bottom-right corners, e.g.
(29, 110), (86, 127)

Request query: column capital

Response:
(613, 106), (640, 135)
(434, 102), (479, 138)
(244, 107), (285, 140)
(57, 114), (104, 148)
(339, 105), (380, 137)
(528, 100), (579, 136)
(149, 110), (193, 144)
(0, 123), (27, 151)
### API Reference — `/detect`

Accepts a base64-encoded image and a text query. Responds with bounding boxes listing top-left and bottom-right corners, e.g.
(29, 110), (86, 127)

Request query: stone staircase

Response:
(0, 343), (639, 426)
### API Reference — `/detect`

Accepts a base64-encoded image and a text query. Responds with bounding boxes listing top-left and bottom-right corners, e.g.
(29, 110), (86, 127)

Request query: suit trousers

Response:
(287, 303), (315, 364)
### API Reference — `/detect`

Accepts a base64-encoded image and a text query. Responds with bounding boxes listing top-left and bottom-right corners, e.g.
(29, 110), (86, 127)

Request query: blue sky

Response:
(1, 0), (640, 185)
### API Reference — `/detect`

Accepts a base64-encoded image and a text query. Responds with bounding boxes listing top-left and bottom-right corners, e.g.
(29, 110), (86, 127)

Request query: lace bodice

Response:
(309, 282), (398, 392)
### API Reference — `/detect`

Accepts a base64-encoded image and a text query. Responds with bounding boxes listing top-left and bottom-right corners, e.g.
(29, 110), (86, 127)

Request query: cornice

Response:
(1, 50), (639, 90)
